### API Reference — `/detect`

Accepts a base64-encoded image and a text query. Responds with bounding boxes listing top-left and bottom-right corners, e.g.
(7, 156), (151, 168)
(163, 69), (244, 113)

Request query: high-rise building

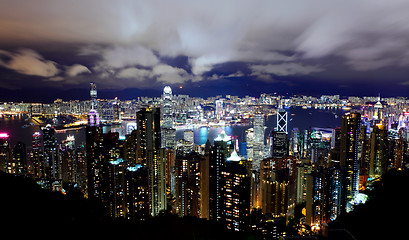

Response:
(136, 107), (167, 216)
(162, 86), (176, 149)
(369, 124), (387, 179)
(253, 113), (265, 171)
(296, 159), (312, 204)
(42, 124), (57, 179)
(221, 151), (250, 231)
(87, 82), (100, 127)
(0, 133), (11, 173)
(215, 99), (224, 120)
(340, 112), (362, 212)
(13, 141), (27, 175)
(276, 108), (288, 134)
(162, 86), (173, 129)
(174, 152), (202, 217)
(271, 130), (289, 158)
(86, 125), (104, 200)
(125, 164), (149, 221)
(90, 82), (97, 110)
(245, 128), (254, 162)
(32, 131), (43, 178)
(209, 131), (232, 221)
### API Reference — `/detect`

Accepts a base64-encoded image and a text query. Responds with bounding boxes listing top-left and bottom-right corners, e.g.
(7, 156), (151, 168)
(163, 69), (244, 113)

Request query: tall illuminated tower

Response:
(42, 124), (57, 179)
(86, 82), (103, 200)
(221, 151), (250, 231)
(88, 82), (100, 127)
(253, 112), (265, 171)
(136, 107), (167, 216)
(90, 82), (97, 110)
(162, 86), (173, 129)
(340, 112), (361, 212)
(276, 108), (288, 134)
(215, 99), (224, 120)
(161, 86), (176, 149)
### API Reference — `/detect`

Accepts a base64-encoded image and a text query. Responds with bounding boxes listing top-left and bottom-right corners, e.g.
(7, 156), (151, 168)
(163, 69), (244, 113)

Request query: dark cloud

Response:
(0, 0), (408, 95)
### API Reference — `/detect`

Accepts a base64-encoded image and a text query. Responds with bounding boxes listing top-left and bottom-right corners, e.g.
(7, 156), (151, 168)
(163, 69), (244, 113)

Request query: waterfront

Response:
(0, 107), (348, 149)
(176, 107), (346, 145)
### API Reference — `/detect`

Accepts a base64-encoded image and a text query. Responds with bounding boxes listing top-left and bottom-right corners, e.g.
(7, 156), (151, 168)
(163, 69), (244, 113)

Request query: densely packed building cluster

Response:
(1, 84), (409, 239)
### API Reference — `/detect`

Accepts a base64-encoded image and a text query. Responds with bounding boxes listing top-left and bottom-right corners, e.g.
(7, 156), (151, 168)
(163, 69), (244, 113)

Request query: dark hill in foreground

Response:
(329, 169), (409, 240)
(0, 171), (252, 239)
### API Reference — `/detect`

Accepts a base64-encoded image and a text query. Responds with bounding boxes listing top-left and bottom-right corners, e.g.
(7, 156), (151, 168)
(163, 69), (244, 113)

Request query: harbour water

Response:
(0, 107), (347, 149)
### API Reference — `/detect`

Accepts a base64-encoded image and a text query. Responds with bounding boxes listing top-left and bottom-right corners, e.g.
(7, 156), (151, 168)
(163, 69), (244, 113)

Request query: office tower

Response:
(90, 82), (97, 110)
(113, 97), (121, 121)
(291, 128), (302, 158)
(253, 113), (265, 171)
(340, 112), (361, 212)
(221, 151), (250, 231)
(276, 108), (288, 134)
(162, 86), (173, 129)
(86, 82), (104, 199)
(32, 131), (44, 178)
(369, 124), (387, 179)
(184, 130), (194, 144)
(42, 124), (57, 179)
(209, 131), (232, 221)
(0, 133), (11, 173)
(13, 141), (27, 175)
(373, 96), (383, 121)
(162, 86), (176, 149)
(246, 128), (254, 162)
(136, 107), (167, 216)
(88, 82), (100, 127)
(271, 130), (289, 158)
(215, 99), (224, 120)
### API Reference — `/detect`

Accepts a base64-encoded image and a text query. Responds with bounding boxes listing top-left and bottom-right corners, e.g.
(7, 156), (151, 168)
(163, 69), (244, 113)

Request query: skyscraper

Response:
(253, 112), (265, 171)
(271, 130), (289, 159)
(209, 131), (232, 221)
(136, 107), (167, 216)
(221, 151), (250, 231)
(0, 133), (11, 173)
(86, 82), (104, 199)
(88, 82), (100, 127)
(276, 108), (288, 134)
(32, 131), (43, 178)
(340, 112), (361, 212)
(215, 99), (224, 120)
(13, 141), (27, 175)
(161, 86), (176, 149)
(42, 124), (57, 179)
(162, 86), (173, 129)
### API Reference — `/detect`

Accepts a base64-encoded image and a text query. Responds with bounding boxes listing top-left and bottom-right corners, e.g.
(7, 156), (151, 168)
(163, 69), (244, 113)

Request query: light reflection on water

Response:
(1, 106), (346, 148)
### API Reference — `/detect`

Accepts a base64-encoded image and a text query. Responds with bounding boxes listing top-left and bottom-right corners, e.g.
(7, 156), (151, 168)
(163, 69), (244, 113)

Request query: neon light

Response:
(0, 133), (9, 138)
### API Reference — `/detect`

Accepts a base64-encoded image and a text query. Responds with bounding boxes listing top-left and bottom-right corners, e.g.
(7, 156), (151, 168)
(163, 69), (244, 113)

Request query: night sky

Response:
(1, 0), (409, 102)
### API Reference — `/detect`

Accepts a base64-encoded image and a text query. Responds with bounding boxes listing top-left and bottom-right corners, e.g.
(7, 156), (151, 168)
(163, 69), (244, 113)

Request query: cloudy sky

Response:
(0, 0), (409, 101)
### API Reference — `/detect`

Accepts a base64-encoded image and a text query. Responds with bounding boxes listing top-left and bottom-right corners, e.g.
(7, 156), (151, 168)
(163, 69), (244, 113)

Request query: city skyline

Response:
(1, 1), (409, 239)
(1, 1), (409, 102)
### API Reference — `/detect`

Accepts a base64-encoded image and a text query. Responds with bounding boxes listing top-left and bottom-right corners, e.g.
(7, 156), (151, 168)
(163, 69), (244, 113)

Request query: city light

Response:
(0, 133), (9, 138)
